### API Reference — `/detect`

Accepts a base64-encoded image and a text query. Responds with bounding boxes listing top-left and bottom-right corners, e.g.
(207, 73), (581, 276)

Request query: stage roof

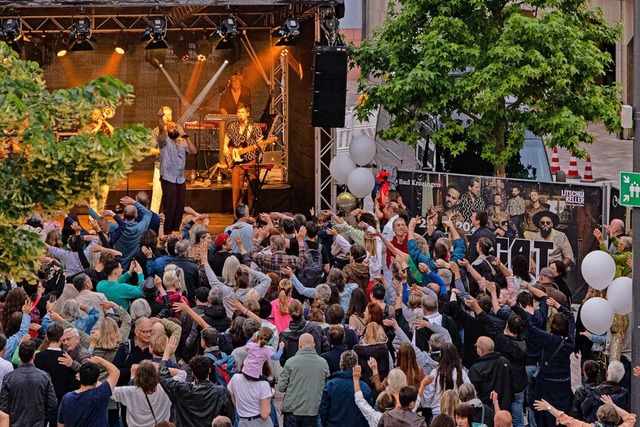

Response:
(0, 2), (331, 32)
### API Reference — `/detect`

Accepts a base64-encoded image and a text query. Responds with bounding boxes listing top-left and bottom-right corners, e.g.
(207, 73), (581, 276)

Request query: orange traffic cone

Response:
(567, 152), (581, 179)
(550, 147), (560, 174)
(581, 154), (596, 182)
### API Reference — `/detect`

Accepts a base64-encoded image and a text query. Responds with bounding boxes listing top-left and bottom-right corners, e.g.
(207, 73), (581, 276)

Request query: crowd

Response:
(0, 190), (635, 427)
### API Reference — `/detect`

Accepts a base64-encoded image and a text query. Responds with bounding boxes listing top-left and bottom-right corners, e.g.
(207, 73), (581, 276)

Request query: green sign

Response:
(620, 171), (640, 207)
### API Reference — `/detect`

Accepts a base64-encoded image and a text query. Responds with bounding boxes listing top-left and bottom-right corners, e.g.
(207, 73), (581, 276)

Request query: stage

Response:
(107, 170), (292, 214)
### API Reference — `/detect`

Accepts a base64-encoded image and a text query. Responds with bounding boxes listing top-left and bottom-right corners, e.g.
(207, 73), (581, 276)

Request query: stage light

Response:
(143, 15), (168, 50)
(146, 48), (166, 68)
(70, 17), (95, 52)
(196, 36), (212, 61)
(25, 38), (47, 66)
(173, 36), (190, 62)
(1, 17), (23, 53)
(215, 16), (239, 50)
(273, 15), (300, 46)
(114, 33), (128, 55)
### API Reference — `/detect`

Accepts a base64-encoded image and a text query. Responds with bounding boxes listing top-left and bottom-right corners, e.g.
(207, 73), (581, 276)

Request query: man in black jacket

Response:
(581, 360), (629, 422)
(159, 337), (234, 426)
(280, 300), (329, 365)
(469, 336), (513, 410)
(466, 296), (527, 426)
(0, 340), (57, 427)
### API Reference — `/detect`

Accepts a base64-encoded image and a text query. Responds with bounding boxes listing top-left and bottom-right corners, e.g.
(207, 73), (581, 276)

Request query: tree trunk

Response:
(493, 119), (507, 177)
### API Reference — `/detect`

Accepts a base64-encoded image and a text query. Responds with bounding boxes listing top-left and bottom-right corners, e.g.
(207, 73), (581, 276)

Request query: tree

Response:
(0, 42), (151, 281)
(352, 0), (622, 176)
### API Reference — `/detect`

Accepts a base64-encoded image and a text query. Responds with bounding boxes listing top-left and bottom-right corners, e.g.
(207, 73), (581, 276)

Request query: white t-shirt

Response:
(227, 374), (272, 418)
(0, 358), (13, 386)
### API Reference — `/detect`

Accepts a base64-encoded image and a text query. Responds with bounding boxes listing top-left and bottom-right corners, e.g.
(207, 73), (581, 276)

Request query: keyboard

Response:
(240, 163), (274, 170)
(204, 114), (238, 123)
(184, 122), (219, 129)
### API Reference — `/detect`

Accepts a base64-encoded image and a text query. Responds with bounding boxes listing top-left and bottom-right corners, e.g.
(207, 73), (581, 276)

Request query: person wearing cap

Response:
(530, 211), (574, 267)
(538, 268), (570, 307)
(210, 233), (242, 277)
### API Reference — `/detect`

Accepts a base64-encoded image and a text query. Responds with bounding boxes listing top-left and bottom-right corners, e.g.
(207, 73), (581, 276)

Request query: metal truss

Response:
(315, 126), (336, 210)
(271, 48), (288, 172)
(0, 7), (315, 34)
(314, 4), (344, 211)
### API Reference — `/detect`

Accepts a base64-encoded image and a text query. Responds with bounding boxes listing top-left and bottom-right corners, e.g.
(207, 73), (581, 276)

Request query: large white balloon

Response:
(349, 134), (377, 166)
(329, 153), (356, 185)
(581, 250), (616, 290)
(580, 297), (614, 335)
(347, 167), (376, 198)
(607, 277), (632, 315)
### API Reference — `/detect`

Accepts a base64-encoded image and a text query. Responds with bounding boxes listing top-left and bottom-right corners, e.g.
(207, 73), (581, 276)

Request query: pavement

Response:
(548, 123), (633, 188)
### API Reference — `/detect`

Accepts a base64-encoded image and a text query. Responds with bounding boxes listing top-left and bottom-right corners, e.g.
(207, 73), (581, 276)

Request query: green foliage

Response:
(352, 0), (622, 175)
(0, 42), (151, 281)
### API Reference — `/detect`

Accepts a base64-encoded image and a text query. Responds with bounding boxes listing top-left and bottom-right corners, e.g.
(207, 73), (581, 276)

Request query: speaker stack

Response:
(311, 45), (348, 128)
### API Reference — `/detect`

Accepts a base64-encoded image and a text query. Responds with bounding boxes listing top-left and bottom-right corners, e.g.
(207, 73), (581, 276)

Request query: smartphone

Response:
(49, 295), (57, 304)
(442, 215), (449, 222)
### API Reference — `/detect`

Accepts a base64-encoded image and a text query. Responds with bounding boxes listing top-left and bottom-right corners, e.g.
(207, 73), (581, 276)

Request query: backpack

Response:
(297, 246), (324, 286)
(204, 352), (237, 387)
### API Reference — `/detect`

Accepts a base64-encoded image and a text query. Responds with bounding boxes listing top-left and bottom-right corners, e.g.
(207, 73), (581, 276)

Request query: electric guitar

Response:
(225, 136), (278, 169)
(225, 116), (281, 168)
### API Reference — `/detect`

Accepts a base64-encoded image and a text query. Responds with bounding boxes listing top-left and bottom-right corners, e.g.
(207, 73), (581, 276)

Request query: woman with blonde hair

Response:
(441, 389), (460, 419)
(385, 368), (408, 405)
(270, 279), (292, 333)
(161, 265), (189, 318)
(222, 256), (240, 288)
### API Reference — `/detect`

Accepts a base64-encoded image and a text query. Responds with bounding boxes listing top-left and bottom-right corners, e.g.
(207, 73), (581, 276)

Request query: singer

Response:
(223, 103), (263, 212)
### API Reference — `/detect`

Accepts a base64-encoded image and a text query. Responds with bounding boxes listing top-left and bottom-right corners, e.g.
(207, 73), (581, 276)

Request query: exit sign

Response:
(620, 171), (640, 207)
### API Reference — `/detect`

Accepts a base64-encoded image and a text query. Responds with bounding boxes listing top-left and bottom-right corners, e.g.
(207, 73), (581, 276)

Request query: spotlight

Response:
(215, 16), (239, 50)
(114, 33), (128, 55)
(25, 37), (48, 66)
(70, 17), (95, 52)
(54, 37), (68, 57)
(143, 15), (168, 50)
(146, 48), (166, 69)
(172, 35), (191, 62)
(0, 17), (23, 53)
(196, 36), (212, 61)
(273, 15), (300, 46)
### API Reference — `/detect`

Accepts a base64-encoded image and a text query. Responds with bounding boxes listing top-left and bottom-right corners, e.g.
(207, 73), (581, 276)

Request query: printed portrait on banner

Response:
(395, 171), (604, 301)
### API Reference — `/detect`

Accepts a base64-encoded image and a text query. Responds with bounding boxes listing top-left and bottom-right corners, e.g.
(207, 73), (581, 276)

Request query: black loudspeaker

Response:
(312, 45), (348, 128)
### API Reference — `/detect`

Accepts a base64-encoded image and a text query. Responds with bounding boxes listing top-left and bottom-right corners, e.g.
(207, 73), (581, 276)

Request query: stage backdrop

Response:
(396, 170), (605, 302)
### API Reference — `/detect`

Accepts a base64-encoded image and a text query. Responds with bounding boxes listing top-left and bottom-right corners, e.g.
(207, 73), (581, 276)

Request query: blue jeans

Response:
(511, 390), (525, 427)
(525, 364), (538, 427)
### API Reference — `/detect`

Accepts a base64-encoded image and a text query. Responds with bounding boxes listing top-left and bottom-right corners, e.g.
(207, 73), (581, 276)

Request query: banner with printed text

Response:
(395, 170), (605, 301)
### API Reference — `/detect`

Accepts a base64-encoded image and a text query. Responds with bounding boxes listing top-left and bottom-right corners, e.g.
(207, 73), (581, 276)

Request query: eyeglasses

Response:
(500, 221), (508, 225)
(137, 329), (153, 334)
(539, 220), (553, 225)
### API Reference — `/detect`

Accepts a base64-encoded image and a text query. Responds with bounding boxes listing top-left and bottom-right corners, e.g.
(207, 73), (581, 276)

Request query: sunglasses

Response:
(500, 221), (508, 225)
(540, 220), (553, 226)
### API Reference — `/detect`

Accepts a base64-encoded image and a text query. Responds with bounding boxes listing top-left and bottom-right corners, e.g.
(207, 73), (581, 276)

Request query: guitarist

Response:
(223, 103), (264, 212)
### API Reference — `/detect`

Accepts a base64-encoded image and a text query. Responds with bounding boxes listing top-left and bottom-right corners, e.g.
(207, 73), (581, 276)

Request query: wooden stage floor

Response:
(106, 170), (292, 216)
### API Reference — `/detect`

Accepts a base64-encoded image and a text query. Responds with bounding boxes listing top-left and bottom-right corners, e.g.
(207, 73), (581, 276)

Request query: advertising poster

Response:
(396, 170), (604, 301)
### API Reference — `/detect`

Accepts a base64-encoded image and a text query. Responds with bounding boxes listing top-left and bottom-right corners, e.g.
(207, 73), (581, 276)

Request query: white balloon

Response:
(580, 297), (614, 335)
(607, 277), (632, 315)
(347, 167), (376, 198)
(580, 250), (616, 290)
(349, 134), (377, 166)
(329, 153), (356, 185)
